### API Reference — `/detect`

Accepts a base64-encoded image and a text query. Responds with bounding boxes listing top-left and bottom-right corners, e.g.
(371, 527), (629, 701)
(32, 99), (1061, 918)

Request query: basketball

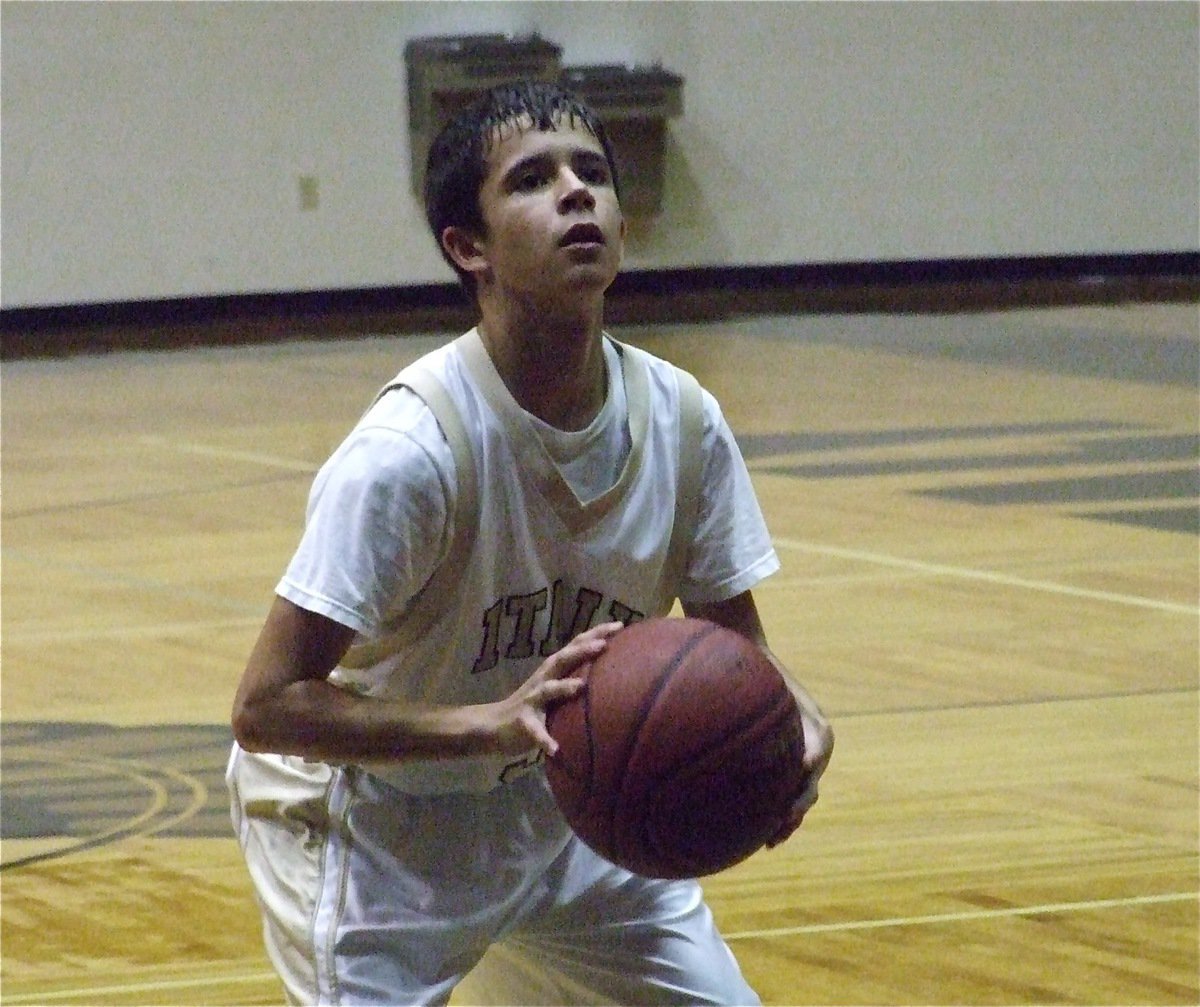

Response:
(545, 617), (806, 879)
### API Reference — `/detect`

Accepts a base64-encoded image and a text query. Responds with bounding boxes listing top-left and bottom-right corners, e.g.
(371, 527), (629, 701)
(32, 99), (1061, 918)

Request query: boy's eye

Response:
(516, 171), (546, 191)
(507, 158), (610, 193)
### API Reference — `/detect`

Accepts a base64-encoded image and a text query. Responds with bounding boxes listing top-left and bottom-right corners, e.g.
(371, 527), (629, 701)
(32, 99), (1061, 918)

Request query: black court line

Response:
(920, 468), (1200, 505)
(914, 325), (1200, 387)
(3, 690), (1195, 867)
(1077, 506), (1200, 535)
(741, 422), (1198, 534)
(840, 685), (1197, 720)
(772, 312), (1200, 387)
(762, 434), (1198, 479)
(0, 723), (235, 869)
(735, 421), (1131, 460)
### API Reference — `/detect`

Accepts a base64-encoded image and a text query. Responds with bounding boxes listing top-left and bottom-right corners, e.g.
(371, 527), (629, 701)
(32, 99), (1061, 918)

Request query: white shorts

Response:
(227, 745), (759, 1006)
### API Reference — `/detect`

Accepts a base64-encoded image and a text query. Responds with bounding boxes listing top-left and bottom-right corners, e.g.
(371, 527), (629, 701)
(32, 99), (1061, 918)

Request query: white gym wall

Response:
(2, 0), (1195, 308)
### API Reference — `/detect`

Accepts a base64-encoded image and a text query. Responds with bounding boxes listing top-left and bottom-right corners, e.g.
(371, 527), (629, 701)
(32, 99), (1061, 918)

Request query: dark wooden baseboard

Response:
(2, 252), (1196, 359)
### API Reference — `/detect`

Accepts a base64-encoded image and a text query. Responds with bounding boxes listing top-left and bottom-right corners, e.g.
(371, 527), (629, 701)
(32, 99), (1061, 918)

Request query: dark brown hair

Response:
(423, 79), (621, 296)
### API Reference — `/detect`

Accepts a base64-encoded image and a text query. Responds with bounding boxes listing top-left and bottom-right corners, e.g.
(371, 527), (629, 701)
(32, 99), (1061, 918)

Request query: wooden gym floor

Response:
(2, 300), (1197, 1005)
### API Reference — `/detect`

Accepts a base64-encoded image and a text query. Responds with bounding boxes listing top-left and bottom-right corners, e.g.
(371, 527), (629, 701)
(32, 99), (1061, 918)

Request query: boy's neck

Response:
(476, 296), (609, 432)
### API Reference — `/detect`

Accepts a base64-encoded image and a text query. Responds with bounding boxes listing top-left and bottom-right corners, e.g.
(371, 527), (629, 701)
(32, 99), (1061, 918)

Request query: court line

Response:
(2, 471), (306, 520)
(8, 893), (1195, 1003)
(774, 537), (1197, 615)
(0, 549), (267, 620)
(0, 757), (170, 872)
(138, 434), (320, 473)
(0, 754), (210, 871)
(0, 970), (278, 1005)
(723, 890), (1198, 940)
(5, 616), (265, 645)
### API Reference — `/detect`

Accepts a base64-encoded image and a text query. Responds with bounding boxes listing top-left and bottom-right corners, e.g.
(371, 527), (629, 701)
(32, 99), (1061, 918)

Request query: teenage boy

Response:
(227, 79), (832, 1006)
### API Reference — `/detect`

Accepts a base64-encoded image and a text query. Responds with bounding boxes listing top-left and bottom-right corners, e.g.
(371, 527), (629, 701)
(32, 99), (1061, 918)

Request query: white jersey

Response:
(268, 328), (778, 794)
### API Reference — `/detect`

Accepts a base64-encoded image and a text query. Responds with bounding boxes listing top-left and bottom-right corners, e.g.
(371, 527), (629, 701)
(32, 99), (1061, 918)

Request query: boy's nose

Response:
(558, 170), (596, 212)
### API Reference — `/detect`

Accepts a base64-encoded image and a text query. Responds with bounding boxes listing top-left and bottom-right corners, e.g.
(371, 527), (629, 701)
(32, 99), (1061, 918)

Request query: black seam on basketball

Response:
(640, 663), (801, 876)
(646, 689), (801, 807)
(581, 666), (596, 796)
(545, 669), (597, 801)
(612, 621), (720, 869)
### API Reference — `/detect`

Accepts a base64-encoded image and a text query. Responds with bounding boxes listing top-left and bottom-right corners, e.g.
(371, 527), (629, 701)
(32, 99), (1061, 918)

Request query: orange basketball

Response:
(545, 617), (806, 879)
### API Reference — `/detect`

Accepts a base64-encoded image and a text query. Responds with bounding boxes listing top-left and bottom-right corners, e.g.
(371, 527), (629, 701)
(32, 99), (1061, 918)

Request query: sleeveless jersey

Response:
(271, 328), (779, 794)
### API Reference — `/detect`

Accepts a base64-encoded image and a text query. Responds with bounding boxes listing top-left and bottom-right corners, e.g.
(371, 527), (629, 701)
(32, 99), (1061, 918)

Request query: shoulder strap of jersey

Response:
(339, 338), (479, 670)
(606, 338), (704, 607)
(661, 363), (705, 605)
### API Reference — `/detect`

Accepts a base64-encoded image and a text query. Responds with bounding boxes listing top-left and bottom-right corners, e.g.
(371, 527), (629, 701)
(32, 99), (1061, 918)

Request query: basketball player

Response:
(226, 80), (832, 1006)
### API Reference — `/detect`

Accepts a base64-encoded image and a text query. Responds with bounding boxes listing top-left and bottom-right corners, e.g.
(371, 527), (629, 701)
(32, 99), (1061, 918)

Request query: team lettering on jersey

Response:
(472, 578), (644, 676)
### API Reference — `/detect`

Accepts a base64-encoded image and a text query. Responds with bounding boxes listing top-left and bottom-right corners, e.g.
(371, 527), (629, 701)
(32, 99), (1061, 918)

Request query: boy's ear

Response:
(441, 226), (489, 277)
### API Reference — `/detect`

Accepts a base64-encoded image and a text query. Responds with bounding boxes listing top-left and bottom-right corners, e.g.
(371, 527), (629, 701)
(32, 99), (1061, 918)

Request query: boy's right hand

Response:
(485, 621), (624, 757)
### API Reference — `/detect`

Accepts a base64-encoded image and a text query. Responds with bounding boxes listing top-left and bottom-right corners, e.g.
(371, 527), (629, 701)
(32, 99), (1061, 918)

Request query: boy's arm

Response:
(682, 590), (834, 843)
(231, 595), (617, 763)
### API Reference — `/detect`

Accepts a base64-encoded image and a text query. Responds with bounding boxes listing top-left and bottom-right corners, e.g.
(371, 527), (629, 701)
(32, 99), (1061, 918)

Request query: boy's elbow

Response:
(231, 694), (272, 752)
(230, 707), (257, 751)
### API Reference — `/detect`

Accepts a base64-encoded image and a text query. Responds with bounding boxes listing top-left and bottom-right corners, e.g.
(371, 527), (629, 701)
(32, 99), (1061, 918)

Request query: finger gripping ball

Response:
(545, 617), (806, 879)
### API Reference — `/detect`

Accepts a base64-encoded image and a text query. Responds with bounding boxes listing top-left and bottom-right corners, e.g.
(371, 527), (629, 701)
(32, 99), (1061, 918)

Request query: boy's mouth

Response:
(559, 223), (606, 247)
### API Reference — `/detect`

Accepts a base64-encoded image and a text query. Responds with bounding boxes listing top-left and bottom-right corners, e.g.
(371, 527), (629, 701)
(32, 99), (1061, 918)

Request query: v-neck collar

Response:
(458, 327), (650, 535)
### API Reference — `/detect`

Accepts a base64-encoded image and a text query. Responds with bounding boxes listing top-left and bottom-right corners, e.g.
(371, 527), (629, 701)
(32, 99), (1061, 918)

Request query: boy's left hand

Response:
(766, 708), (833, 848)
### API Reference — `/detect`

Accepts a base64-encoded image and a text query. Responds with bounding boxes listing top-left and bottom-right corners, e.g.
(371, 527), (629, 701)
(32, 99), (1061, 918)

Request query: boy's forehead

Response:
(483, 114), (605, 169)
